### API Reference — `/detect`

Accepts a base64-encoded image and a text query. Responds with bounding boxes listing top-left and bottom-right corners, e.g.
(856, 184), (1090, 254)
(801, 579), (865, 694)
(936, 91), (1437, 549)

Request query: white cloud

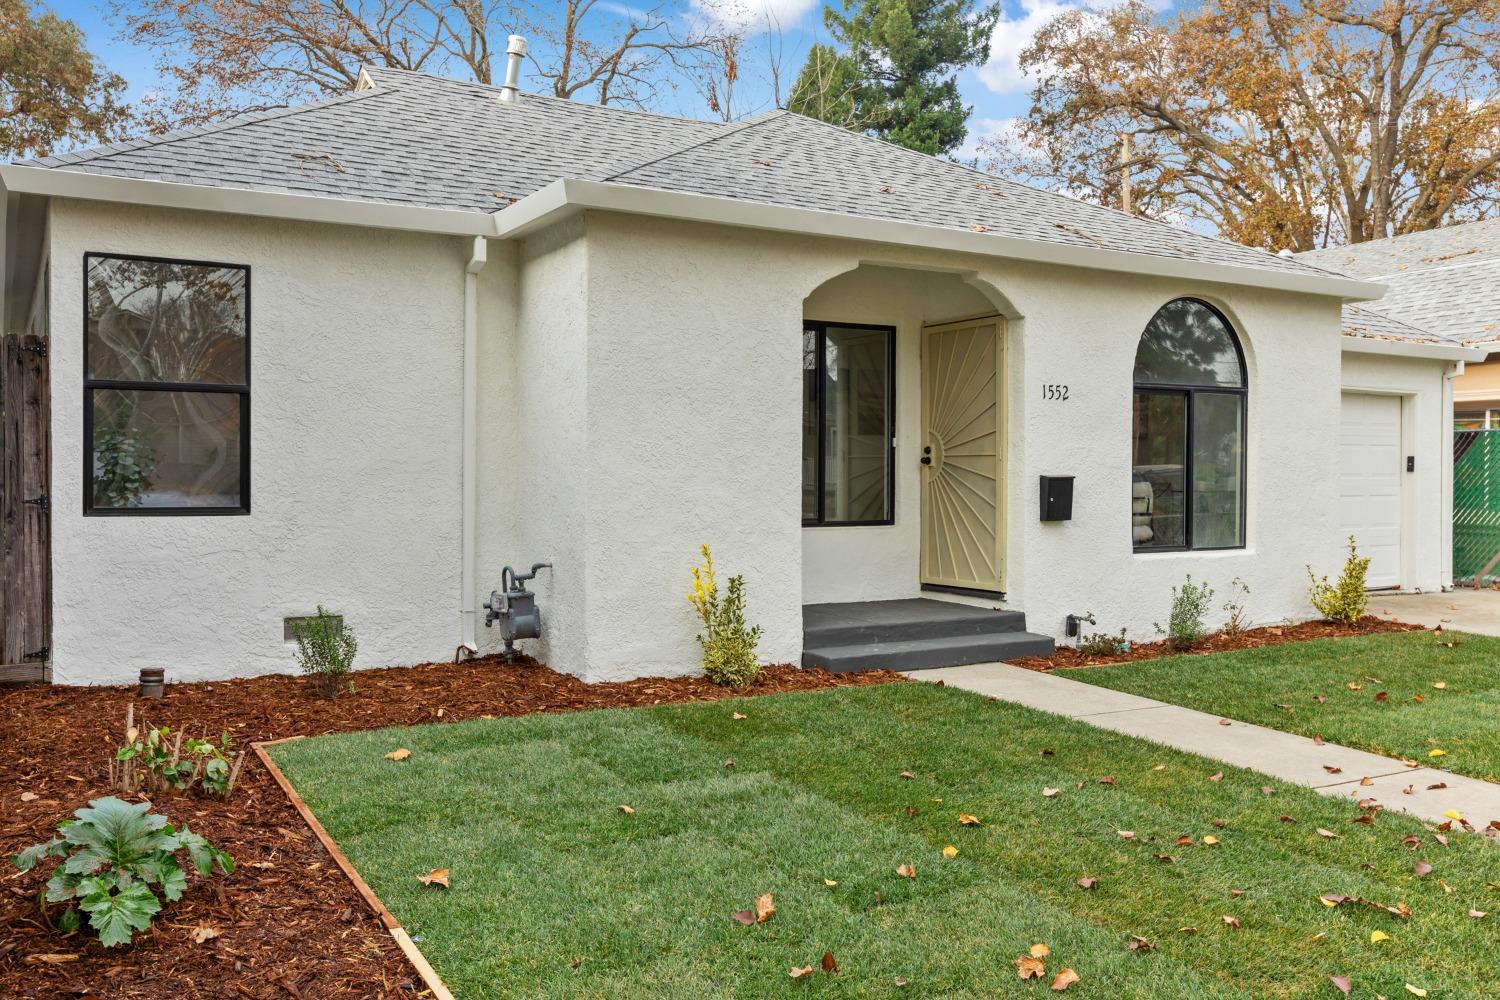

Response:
(979, 0), (1174, 95)
(954, 116), (1024, 162)
(691, 0), (822, 32)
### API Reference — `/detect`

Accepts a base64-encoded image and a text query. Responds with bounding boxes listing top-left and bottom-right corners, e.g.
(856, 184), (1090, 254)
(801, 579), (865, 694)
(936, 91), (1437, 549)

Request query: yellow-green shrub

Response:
(687, 545), (763, 687)
(1308, 536), (1370, 625)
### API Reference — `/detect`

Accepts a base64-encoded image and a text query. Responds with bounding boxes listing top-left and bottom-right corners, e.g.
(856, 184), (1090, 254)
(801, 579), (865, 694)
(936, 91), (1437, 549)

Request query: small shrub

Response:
(109, 706), (244, 800)
(13, 797), (233, 947)
(1221, 577), (1251, 638)
(1155, 575), (1215, 650)
(289, 605), (357, 698)
(1308, 536), (1370, 625)
(1079, 627), (1129, 657)
(687, 544), (763, 688)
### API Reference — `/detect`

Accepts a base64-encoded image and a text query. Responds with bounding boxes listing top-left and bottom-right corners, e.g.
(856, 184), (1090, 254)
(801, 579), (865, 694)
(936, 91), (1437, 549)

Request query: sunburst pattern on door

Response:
(921, 320), (1003, 592)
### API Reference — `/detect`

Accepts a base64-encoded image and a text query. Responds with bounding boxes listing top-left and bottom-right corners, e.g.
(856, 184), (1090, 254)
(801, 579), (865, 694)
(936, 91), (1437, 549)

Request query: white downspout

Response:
(461, 236), (488, 654)
(1441, 360), (1464, 591)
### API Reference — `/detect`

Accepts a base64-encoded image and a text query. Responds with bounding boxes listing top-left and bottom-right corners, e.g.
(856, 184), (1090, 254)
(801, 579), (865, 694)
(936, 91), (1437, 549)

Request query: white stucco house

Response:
(0, 61), (1483, 685)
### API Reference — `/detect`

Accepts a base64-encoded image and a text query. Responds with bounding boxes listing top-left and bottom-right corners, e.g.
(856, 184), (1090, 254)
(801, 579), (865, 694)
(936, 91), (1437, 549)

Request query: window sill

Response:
(1133, 546), (1250, 559)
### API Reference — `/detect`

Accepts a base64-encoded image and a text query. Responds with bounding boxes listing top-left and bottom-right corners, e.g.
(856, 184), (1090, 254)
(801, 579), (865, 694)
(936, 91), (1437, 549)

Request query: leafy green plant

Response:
(1222, 577), (1251, 638)
(1308, 536), (1371, 625)
(289, 605), (358, 698)
(687, 544), (763, 688)
(1079, 627), (1129, 657)
(13, 797), (233, 947)
(109, 706), (244, 800)
(1155, 575), (1215, 650)
(92, 425), (156, 508)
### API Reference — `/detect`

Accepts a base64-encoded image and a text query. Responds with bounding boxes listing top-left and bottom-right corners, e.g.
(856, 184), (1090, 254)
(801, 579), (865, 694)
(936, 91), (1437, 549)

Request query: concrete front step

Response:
(803, 598), (1032, 648)
(804, 631), (1056, 673)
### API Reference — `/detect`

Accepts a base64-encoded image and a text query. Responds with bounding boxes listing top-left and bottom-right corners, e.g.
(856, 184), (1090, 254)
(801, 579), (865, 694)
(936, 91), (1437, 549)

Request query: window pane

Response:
(92, 389), (243, 509)
(87, 256), (247, 384)
(802, 329), (819, 520)
(1192, 393), (1244, 547)
(1134, 299), (1242, 387)
(1132, 392), (1186, 548)
(822, 328), (891, 522)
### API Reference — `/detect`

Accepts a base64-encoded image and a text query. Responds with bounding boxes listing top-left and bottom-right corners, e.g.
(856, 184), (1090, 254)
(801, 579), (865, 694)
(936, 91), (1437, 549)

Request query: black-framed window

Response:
(1131, 298), (1245, 551)
(84, 253), (250, 515)
(803, 321), (895, 526)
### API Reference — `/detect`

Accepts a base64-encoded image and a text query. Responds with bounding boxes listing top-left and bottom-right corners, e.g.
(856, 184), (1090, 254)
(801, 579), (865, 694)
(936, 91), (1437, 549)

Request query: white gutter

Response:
(1338, 335), (1487, 363)
(460, 236), (488, 656)
(494, 178), (1389, 302)
(0, 163), (492, 237)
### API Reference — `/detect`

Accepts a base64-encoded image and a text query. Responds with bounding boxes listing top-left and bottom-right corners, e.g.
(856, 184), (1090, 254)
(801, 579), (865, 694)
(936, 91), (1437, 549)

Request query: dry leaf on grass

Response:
(1076, 877), (1098, 890)
(1117, 830), (1136, 841)
(1414, 860), (1433, 877)
(1429, 749), (1447, 758)
(1330, 975), (1352, 996)
(1222, 915), (1241, 929)
(732, 712), (747, 720)
(1370, 930), (1389, 943)
(1030, 943), (1050, 958)
(1042, 787), (1061, 798)
(1208, 772), (1224, 782)
(617, 804), (635, 815)
(1051, 968), (1080, 991)
(383, 748), (412, 761)
(1127, 935), (1155, 952)
(417, 868), (450, 888)
(1468, 909), (1488, 918)
(824, 878), (838, 887)
(1203, 835), (1220, 846)
(958, 813), (982, 826)
(821, 951), (838, 973)
(896, 864), (917, 879)
(789, 965), (813, 979)
(1406, 985), (1428, 997)
(942, 845), (958, 859)
(900, 770), (915, 779)
(755, 892), (775, 922)
(1317, 828), (1340, 839)
(1015, 955), (1047, 980)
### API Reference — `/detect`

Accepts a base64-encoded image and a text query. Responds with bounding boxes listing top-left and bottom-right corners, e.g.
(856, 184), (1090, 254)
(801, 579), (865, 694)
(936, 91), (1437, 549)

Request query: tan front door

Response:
(920, 318), (1005, 593)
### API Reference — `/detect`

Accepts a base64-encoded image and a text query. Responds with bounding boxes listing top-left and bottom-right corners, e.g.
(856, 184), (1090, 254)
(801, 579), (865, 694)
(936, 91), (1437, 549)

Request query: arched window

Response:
(1131, 299), (1246, 551)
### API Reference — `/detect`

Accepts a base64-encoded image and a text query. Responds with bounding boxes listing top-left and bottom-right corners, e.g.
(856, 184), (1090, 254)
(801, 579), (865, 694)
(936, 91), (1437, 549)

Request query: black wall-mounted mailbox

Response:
(1039, 476), (1074, 522)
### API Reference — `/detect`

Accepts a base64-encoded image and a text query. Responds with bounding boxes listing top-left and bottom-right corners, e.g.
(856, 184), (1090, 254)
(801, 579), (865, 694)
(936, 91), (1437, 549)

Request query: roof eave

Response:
(494, 178), (1388, 302)
(0, 163), (494, 237)
(1339, 334), (1487, 362)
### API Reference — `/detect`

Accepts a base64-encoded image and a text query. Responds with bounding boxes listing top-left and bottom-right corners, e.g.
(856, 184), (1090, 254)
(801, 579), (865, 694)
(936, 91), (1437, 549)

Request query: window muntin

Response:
(1131, 299), (1245, 551)
(85, 253), (250, 515)
(803, 322), (895, 526)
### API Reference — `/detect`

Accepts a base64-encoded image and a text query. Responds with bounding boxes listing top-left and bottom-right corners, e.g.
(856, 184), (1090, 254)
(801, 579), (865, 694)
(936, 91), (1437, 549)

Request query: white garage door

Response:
(1339, 393), (1403, 589)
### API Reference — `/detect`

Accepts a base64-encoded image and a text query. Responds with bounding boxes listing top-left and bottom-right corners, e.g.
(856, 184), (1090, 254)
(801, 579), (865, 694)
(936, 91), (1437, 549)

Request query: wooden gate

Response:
(1, 333), (51, 682)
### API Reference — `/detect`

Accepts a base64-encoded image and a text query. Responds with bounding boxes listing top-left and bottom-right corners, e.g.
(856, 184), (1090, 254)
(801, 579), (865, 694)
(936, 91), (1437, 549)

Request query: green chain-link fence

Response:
(1454, 430), (1500, 584)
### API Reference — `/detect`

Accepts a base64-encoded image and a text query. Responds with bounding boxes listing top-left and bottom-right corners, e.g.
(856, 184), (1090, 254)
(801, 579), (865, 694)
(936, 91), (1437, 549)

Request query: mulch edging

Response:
(0, 657), (900, 1000)
(1009, 616), (1427, 671)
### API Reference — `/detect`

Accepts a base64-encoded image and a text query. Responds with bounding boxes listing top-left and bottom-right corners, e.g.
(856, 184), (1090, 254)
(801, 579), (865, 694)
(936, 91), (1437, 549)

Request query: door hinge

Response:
(24, 646), (49, 662)
(20, 342), (47, 357)
(23, 493), (49, 512)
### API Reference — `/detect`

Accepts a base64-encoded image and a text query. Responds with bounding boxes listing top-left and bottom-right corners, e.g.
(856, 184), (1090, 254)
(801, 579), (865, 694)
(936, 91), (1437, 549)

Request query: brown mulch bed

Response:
(0, 657), (900, 999)
(1010, 615), (1428, 671)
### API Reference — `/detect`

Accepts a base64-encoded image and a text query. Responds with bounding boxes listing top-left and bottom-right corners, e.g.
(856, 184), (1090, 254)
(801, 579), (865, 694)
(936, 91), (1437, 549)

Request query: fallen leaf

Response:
(1429, 749), (1447, 758)
(1127, 934), (1155, 952)
(1427, 782), (1448, 790)
(1433, 682), (1447, 690)
(617, 804), (635, 815)
(1314, 734), (1325, 745)
(1222, 915), (1241, 928)
(1098, 776), (1117, 786)
(1179, 926), (1198, 934)
(1330, 975), (1352, 996)
(1444, 809), (1464, 821)
(1219, 719), (1232, 726)
(823, 878), (837, 886)
(1229, 889), (1246, 898)
(732, 909), (756, 926)
(1348, 683), (1362, 690)
(417, 868), (450, 888)
(19, 791), (37, 802)
(732, 712), (747, 720)
(1280, 815), (1297, 823)
(896, 863), (917, 879)
(1262, 786), (1275, 795)
(1209, 772), (1224, 782)
(1406, 985), (1427, 997)
(724, 759), (734, 768)
(1323, 765), (1343, 774)
(384, 748), (412, 761)
(1015, 955), (1047, 980)
(1469, 909), (1488, 918)
(900, 770), (915, 779)
(1117, 830), (1136, 841)
(1076, 877), (1098, 890)
(755, 892), (775, 922)
(958, 813), (982, 826)
(1370, 930), (1389, 943)
(1203, 835), (1220, 846)
(1360, 777), (1374, 787)
(1414, 860), (1432, 877)
(1051, 967), (1080, 992)
(1030, 943), (1051, 958)
(821, 950), (838, 973)
(1375, 691), (1389, 702)
(904, 806), (918, 818)
(190, 923), (222, 944)
(789, 965), (813, 980)
(1152, 764), (1166, 771)
(942, 845), (958, 859)
(1317, 828), (1340, 839)
(1042, 787), (1062, 798)
(894, 976), (908, 987)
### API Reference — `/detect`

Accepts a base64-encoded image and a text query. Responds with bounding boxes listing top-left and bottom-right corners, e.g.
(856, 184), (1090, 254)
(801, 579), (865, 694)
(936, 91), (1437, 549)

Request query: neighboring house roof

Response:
(13, 66), (1351, 290)
(1298, 220), (1500, 346)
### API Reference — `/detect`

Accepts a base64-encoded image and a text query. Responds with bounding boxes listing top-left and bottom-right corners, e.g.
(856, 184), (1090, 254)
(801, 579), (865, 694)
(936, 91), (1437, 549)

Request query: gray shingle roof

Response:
(18, 66), (1342, 283)
(1298, 221), (1500, 345)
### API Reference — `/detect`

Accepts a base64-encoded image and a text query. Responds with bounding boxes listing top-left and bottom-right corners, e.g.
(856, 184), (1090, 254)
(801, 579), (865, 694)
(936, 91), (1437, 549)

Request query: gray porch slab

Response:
(909, 663), (1500, 832)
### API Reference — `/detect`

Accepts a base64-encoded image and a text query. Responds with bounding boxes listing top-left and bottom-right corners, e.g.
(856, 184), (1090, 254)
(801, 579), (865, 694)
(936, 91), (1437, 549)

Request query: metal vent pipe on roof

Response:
(498, 35), (527, 103)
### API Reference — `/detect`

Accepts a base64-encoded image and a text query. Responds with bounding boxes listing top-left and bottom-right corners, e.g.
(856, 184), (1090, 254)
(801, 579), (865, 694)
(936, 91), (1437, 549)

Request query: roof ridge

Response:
(18, 88), (383, 169)
(600, 110), (787, 182)
(358, 64), (737, 130)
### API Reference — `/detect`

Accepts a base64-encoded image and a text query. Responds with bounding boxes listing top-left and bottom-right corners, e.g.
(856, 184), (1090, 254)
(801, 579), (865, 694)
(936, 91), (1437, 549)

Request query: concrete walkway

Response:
(909, 663), (1500, 832)
(1372, 589), (1500, 637)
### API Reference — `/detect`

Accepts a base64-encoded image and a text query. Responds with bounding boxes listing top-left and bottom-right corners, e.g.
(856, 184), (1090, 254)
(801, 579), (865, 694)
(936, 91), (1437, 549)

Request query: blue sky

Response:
(43, 0), (1096, 158)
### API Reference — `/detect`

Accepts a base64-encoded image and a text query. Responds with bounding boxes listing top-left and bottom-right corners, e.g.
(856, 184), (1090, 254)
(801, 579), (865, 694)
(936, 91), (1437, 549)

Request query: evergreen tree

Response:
(788, 0), (999, 156)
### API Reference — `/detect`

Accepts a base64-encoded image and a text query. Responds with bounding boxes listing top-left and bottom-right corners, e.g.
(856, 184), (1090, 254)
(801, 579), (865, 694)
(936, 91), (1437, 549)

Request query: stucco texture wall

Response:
(571, 212), (1353, 659)
(49, 199), (474, 683)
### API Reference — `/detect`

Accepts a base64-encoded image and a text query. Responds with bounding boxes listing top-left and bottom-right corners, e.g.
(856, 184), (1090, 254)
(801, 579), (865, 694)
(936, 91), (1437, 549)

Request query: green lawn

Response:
(1067, 631), (1500, 783)
(270, 683), (1499, 999)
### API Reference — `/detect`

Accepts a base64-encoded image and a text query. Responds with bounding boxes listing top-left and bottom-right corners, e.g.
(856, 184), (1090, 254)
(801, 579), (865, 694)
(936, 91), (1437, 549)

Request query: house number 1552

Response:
(1041, 383), (1070, 400)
